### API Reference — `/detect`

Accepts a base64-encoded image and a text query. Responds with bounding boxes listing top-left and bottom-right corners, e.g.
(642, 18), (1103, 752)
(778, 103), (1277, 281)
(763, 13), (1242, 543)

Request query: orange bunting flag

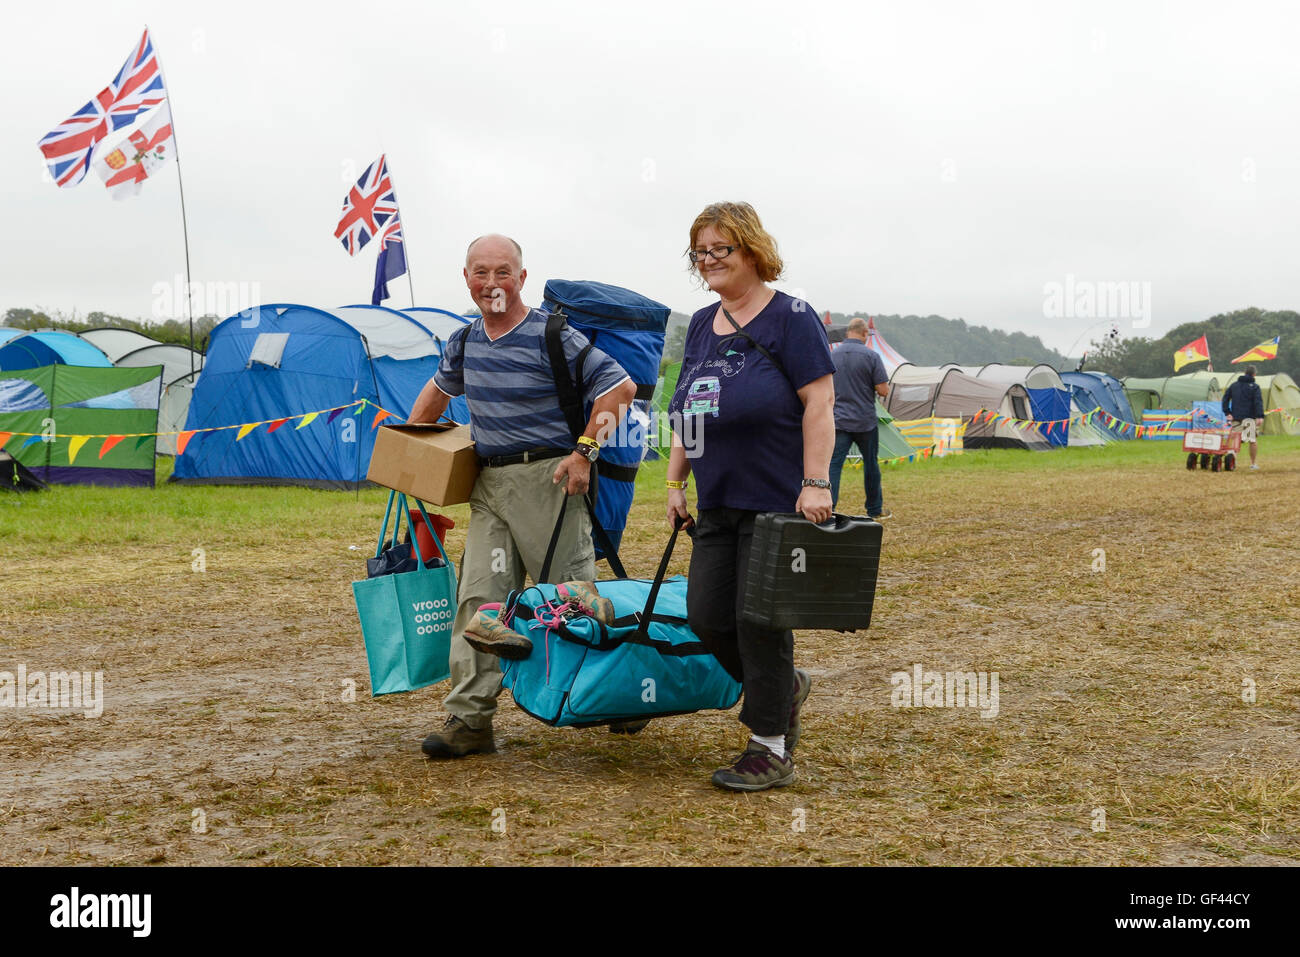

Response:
(98, 435), (124, 459)
(68, 435), (91, 463)
(176, 430), (197, 455)
(266, 418), (290, 434)
(236, 423), (258, 441)
(0, 431), (11, 450)
(372, 409), (394, 429)
(1173, 334), (1210, 371)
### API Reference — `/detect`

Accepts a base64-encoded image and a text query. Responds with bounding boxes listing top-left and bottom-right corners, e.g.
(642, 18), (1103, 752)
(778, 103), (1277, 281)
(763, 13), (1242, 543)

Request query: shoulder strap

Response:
(721, 306), (793, 388)
(544, 307), (585, 442)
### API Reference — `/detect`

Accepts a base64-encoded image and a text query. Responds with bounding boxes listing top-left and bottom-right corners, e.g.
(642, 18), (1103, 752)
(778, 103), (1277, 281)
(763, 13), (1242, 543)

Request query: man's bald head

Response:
(465, 234), (524, 269)
(847, 317), (868, 340)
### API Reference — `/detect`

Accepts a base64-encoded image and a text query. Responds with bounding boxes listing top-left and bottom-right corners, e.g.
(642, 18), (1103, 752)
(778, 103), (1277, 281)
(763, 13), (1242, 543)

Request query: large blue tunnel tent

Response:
(172, 303), (468, 489)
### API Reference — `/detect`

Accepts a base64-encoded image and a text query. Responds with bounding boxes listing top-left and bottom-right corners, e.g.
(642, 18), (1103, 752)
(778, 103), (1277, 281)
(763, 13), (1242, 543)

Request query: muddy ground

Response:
(2, 445), (1297, 865)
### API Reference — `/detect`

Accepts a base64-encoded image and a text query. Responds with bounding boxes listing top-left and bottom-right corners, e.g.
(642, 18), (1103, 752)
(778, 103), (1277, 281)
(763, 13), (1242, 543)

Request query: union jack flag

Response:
(335, 154), (399, 256)
(37, 28), (168, 188)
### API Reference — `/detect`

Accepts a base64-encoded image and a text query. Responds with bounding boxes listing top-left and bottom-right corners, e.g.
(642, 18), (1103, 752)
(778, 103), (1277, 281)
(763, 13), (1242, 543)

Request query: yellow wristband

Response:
(666, 480), (687, 489)
(577, 435), (599, 449)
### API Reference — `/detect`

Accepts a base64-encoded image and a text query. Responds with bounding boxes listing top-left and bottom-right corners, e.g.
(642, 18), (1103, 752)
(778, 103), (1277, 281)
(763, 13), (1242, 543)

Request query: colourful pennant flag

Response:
(1230, 336), (1279, 364)
(176, 430), (196, 455)
(68, 435), (91, 463)
(295, 412), (318, 430)
(1173, 335), (1210, 371)
(372, 409), (394, 429)
(99, 435), (124, 458)
(236, 423), (257, 441)
(0, 431), (10, 450)
(266, 418), (289, 433)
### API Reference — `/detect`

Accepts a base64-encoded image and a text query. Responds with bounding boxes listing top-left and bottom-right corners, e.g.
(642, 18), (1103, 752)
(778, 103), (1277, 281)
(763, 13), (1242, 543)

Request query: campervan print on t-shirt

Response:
(680, 351), (746, 420)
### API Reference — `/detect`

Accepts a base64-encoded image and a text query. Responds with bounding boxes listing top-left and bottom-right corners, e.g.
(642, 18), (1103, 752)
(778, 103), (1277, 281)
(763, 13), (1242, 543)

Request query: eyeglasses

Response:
(686, 245), (739, 264)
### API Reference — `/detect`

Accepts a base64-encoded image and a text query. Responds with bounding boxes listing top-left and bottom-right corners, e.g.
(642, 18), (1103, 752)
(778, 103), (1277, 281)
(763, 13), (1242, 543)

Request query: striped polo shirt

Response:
(434, 308), (630, 458)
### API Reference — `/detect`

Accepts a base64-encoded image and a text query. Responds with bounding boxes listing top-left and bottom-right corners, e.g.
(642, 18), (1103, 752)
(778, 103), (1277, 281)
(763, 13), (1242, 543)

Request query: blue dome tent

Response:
(0, 329), (112, 370)
(171, 304), (466, 488)
(1061, 370), (1136, 439)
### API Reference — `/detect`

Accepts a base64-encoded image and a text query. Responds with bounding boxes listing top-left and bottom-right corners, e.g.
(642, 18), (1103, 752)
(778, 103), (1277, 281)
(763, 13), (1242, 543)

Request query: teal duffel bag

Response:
(495, 516), (741, 727)
(352, 491), (457, 695)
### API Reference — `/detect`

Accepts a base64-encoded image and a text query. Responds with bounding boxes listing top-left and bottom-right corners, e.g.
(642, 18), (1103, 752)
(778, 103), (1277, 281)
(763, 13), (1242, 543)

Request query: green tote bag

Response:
(352, 491), (457, 695)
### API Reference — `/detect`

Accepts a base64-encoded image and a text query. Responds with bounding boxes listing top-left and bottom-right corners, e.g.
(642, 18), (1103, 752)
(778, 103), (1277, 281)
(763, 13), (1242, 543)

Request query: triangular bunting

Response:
(68, 435), (91, 463)
(21, 435), (44, 449)
(372, 409), (394, 429)
(326, 408), (345, 424)
(98, 435), (124, 459)
(236, 423), (258, 441)
(176, 430), (197, 455)
(0, 432), (10, 450)
(266, 418), (290, 434)
(295, 412), (318, 430)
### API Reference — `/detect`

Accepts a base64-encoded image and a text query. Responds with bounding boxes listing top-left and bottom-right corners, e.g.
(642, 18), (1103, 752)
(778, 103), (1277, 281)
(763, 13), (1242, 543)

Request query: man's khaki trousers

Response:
(442, 457), (595, 729)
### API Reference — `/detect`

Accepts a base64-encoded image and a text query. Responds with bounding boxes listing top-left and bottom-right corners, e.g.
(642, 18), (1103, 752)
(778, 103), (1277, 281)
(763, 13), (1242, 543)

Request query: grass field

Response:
(2, 437), (1298, 865)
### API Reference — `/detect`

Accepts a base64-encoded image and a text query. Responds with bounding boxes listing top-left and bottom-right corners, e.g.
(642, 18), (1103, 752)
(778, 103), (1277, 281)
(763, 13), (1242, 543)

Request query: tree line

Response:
(3, 307), (219, 349)
(1082, 307), (1298, 380)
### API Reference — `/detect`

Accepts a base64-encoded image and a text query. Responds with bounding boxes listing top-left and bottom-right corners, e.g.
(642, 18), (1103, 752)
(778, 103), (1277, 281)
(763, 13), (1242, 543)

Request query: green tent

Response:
(1124, 372), (1226, 409)
(1123, 371), (1300, 435)
(874, 400), (915, 459)
(0, 365), (162, 487)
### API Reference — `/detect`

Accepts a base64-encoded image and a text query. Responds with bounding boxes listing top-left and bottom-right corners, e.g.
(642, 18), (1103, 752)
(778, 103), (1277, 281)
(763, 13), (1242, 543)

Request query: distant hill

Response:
(831, 313), (1069, 368)
(662, 309), (1069, 369)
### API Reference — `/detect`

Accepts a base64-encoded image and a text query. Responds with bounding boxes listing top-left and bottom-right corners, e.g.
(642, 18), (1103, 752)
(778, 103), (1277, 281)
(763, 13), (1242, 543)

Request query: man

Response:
(1222, 364), (1265, 470)
(828, 317), (891, 518)
(408, 235), (637, 757)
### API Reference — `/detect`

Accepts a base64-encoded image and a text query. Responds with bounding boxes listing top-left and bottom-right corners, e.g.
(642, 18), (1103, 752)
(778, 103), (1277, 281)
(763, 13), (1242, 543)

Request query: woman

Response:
(666, 202), (835, 792)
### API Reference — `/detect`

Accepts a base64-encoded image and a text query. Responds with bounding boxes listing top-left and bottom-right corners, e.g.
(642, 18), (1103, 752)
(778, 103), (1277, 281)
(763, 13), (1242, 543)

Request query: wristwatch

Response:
(573, 443), (599, 463)
(801, 478), (831, 489)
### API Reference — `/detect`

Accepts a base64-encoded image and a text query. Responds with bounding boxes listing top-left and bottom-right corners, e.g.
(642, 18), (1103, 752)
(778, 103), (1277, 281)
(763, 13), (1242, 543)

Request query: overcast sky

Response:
(5, 0), (1298, 353)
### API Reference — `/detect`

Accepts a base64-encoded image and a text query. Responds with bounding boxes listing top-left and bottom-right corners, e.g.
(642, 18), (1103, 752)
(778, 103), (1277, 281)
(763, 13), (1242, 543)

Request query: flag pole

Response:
(150, 29), (197, 377)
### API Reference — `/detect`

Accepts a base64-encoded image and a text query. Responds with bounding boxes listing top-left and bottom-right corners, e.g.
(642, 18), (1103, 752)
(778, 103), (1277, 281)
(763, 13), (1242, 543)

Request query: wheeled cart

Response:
(1182, 429), (1242, 473)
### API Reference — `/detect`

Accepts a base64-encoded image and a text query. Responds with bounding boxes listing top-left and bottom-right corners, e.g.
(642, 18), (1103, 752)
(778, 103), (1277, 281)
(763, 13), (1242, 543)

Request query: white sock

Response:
(751, 734), (786, 759)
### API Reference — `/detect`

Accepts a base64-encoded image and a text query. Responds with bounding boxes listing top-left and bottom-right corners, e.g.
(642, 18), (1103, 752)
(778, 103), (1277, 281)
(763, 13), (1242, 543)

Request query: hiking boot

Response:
(556, 581), (616, 624)
(608, 718), (651, 735)
(421, 715), (495, 759)
(710, 743), (795, 792)
(785, 669), (811, 753)
(463, 604), (532, 660)
(869, 508), (893, 521)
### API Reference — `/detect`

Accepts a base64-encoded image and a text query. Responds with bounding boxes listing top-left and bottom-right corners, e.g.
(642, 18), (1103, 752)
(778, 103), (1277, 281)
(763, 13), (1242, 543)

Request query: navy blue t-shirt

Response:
(668, 291), (835, 512)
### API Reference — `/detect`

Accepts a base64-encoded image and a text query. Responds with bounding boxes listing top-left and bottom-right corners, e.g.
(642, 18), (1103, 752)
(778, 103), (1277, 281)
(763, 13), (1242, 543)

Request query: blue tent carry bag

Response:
(541, 280), (669, 559)
(352, 491), (457, 695)
(496, 506), (741, 727)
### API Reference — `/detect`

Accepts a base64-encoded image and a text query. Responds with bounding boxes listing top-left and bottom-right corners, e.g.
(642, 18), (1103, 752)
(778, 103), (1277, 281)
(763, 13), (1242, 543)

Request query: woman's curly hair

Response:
(687, 201), (784, 284)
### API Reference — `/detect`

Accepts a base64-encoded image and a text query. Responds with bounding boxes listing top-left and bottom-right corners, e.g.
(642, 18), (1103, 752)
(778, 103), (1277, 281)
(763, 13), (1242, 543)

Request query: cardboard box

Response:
(367, 424), (479, 506)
